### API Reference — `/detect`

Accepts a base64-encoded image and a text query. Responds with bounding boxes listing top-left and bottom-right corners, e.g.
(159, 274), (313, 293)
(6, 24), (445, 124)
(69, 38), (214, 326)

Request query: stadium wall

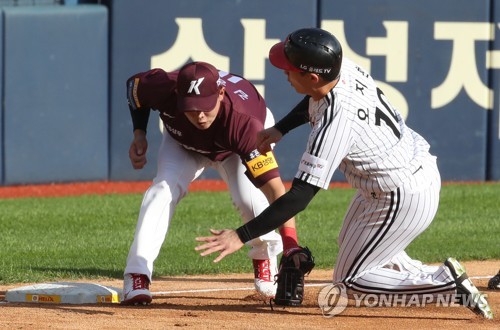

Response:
(0, 0), (499, 185)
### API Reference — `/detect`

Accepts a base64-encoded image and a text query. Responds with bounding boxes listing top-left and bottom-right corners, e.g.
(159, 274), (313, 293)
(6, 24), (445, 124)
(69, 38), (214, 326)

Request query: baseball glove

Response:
(488, 270), (500, 290)
(272, 246), (315, 307)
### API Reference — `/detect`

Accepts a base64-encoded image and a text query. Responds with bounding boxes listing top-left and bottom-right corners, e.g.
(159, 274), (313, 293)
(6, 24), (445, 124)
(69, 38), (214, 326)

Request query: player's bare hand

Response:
(256, 127), (282, 154)
(195, 229), (244, 263)
(129, 130), (148, 169)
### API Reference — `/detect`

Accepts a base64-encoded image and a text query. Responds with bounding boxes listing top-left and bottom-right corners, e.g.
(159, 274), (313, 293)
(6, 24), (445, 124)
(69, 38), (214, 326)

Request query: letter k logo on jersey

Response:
(187, 77), (205, 95)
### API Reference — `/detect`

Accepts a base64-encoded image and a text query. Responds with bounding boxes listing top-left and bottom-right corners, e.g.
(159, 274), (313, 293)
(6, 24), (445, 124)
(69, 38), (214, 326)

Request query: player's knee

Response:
(147, 179), (186, 204)
(231, 195), (254, 220)
(232, 191), (269, 221)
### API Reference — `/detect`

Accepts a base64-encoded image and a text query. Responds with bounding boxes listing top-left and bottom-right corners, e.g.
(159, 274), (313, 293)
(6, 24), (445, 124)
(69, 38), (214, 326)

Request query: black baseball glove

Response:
(488, 270), (500, 290)
(272, 246), (315, 307)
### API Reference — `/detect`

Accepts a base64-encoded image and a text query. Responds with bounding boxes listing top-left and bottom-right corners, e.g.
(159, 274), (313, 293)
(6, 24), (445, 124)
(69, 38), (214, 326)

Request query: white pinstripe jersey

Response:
(296, 58), (435, 192)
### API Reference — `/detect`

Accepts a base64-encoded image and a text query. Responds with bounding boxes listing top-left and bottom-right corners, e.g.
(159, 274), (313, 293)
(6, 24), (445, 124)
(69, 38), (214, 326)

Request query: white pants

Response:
(125, 111), (283, 280)
(334, 158), (456, 296)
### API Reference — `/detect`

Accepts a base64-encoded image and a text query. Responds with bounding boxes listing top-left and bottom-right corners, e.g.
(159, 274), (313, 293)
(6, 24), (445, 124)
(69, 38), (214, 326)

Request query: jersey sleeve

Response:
(242, 149), (281, 188)
(126, 69), (177, 132)
(296, 92), (355, 189)
(219, 72), (282, 187)
(236, 178), (320, 243)
(231, 115), (281, 188)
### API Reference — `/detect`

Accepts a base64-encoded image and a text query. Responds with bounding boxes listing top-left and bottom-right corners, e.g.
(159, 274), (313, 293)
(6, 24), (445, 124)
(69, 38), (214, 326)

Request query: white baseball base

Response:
(5, 282), (122, 304)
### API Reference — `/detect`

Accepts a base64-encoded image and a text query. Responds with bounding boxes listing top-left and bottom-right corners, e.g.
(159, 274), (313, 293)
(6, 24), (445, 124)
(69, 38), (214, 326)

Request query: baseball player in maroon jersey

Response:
(122, 61), (301, 305)
(195, 28), (493, 319)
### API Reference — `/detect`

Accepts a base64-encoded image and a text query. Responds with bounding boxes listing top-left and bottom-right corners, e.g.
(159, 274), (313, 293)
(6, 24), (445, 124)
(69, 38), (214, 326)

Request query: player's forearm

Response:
(259, 177), (302, 249)
(274, 96), (310, 135)
(259, 177), (287, 202)
(133, 129), (147, 139)
(236, 178), (320, 243)
(129, 106), (151, 133)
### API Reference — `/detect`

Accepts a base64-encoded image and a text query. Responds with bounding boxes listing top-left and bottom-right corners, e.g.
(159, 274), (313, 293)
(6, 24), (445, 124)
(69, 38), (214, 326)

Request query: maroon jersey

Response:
(127, 68), (280, 187)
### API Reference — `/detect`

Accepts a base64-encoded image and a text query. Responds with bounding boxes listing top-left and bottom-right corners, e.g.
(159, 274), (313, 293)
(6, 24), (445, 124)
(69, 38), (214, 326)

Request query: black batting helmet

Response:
(269, 28), (343, 81)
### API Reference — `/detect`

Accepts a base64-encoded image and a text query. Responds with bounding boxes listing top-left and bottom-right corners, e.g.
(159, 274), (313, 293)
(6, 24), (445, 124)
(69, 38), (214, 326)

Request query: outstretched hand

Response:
(195, 229), (244, 263)
(256, 127), (283, 154)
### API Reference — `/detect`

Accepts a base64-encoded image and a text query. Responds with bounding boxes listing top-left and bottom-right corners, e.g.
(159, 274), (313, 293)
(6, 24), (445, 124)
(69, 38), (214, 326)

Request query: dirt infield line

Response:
(0, 265), (498, 330)
(150, 275), (493, 296)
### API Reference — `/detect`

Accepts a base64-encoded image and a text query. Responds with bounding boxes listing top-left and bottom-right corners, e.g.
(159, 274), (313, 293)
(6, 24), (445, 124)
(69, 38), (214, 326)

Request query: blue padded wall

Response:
(0, 1), (499, 185)
(105, 0), (317, 181)
(3, 5), (108, 184)
(0, 12), (3, 184)
(489, 3), (500, 180)
(321, 0), (490, 181)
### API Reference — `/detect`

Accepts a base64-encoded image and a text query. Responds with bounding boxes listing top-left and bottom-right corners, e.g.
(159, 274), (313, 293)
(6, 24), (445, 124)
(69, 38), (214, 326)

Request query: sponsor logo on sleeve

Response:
(245, 150), (278, 178)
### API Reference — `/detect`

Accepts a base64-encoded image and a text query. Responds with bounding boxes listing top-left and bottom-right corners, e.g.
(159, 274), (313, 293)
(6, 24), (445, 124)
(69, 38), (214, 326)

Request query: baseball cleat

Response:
(253, 258), (278, 298)
(487, 270), (500, 290)
(121, 273), (153, 306)
(444, 258), (493, 319)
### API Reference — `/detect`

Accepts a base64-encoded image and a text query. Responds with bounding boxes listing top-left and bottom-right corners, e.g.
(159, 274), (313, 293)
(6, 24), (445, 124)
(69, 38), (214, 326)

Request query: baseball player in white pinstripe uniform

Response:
(196, 28), (493, 319)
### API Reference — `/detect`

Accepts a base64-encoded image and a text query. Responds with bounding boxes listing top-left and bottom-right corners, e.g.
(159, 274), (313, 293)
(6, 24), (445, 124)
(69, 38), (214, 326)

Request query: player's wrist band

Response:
(236, 225), (252, 243)
(274, 122), (289, 135)
(235, 179), (320, 244)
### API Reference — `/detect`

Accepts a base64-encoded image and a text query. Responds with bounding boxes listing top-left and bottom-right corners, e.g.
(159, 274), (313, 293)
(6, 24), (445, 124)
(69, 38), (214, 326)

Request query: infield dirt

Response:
(0, 181), (498, 329)
(0, 263), (499, 329)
